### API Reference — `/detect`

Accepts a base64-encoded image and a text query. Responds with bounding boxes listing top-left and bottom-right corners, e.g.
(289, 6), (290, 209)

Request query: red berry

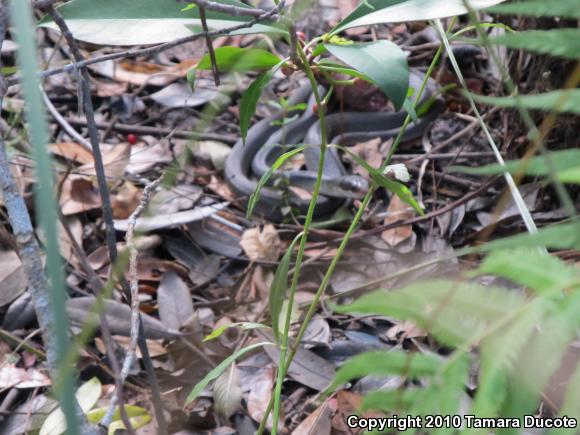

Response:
(296, 31), (306, 42)
(281, 66), (294, 76)
(127, 133), (138, 145)
(353, 77), (367, 89)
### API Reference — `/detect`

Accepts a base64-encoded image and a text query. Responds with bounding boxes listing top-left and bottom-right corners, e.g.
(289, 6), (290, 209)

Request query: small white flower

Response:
(383, 163), (410, 182)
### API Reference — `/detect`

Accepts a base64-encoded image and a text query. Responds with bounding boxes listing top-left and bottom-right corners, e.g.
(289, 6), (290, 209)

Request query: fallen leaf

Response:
(240, 224), (281, 261)
(157, 271), (195, 331)
(126, 142), (173, 175)
(292, 399), (332, 435)
(0, 364), (51, 389)
(48, 142), (94, 164)
(345, 138), (384, 180)
(88, 59), (195, 87)
(59, 176), (102, 216)
(247, 366), (276, 428)
(111, 181), (141, 219)
(213, 364), (242, 419)
(0, 251), (26, 307)
(381, 195), (415, 247)
(78, 143), (131, 179)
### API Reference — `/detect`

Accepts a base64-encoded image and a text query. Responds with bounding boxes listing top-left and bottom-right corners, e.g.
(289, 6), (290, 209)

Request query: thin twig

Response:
(6, 1), (285, 87)
(188, 0), (272, 18)
(42, 89), (92, 150)
(101, 176), (162, 428)
(198, 4), (220, 86)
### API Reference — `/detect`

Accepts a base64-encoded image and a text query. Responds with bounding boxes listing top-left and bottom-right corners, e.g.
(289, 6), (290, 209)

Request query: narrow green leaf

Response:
(239, 68), (278, 145)
(87, 405), (150, 424)
(325, 41), (409, 110)
(488, 0), (580, 19)
(477, 249), (580, 295)
(185, 342), (273, 405)
(197, 47), (283, 72)
(203, 322), (267, 342)
(332, 0), (507, 33)
(316, 60), (370, 80)
(470, 90), (580, 115)
(335, 145), (423, 215)
(488, 29), (580, 60)
(247, 145), (306, 217)
(11, 0), (78, 431)
(186, 68), (196, 91)
(361, 388), (418, 412)
(452, 149), (580, 177)
(39, 0), (285, 46)
(477, 222), (580, 252)
(327, 350), (441, 392)
(270, 233), (302, 342)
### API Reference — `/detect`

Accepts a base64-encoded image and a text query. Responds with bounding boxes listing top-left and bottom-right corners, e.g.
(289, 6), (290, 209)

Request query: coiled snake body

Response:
(224, 69), (444, 221)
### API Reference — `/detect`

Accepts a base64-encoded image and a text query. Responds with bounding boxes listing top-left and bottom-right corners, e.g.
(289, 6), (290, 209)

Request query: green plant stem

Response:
(258, 20), (454, 435)
(270, 45), (330, 435)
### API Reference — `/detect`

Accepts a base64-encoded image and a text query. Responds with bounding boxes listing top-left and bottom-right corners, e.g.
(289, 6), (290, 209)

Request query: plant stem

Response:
(259, 21), (454, 434)
(270, 44), (329, 435)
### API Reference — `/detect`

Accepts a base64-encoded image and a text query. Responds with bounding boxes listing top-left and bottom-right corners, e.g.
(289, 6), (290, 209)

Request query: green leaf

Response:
(186, 68), (196, 91)
(334, 145), (423, 215)
(452, 149), (580, 177)
(327, 350), (441, 392)
(247, 145), (305, 216)
(476, 249), (580, 295)
(239, 68), (279, 145)
(325, 40), (408, 110)
(38, 0), (285, 46)
(488, 29), (580, 60)
(488, 0), (580, 18)
(477, 222), (580, 252)
(40, 378), (102, 435)
(87, 405), (151, 434)
(332, 0), (507, 33)
(197, 47), (283, 72)
(316, 60), (370, 80)
(203, 322), (268, 342)
(270, 233), (302, 342)
(185, 342), (273, 405)
(470, 90), (580, 115)
(334, 280), (526, 347)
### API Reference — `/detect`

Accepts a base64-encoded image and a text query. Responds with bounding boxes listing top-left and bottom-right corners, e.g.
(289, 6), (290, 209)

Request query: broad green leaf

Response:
(327, 350), (441, 392)
(39, 0), (284, 46)
(40, 378), (102, 435)
(452, 149), (580, 177)
(197, 47), (283, 72)
(488, 29), (580, 60)
(477, 249), (580, 294)
(239, 67), (279, 145)
(270, 233), (302, 342)
(332, 0), (507, 33)
(488, 0), (580, 18)
(87, 405), (151, 435)
(334, 280), (526, 346)
(471, 90), (580, 115)
(361, 388), (419, 412)
(203, 322), (267, 342)
(557, 167), (580, 184)
(335, 145), (423, 215)
(185, 342), (273, 404)
(325, 41), (408, 110)
(247, 145), (306, 216)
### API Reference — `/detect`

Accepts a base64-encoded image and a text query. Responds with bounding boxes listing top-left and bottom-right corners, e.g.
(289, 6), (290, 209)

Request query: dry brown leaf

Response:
(111, 181), (141, 219)
(126, 142), (173, 175)
(381, 195), (415, 247)
(95, 336), (167, 358)
(247, 367), (276, 428)
(240, 224), (281, 261)
(59, 176), (102, 216)
(344, 138), (384, 180)
(292, 399), (332, 435)
(48, 142), (94, 164)
(88, 59), (195, 87)
(94, 79), (129, 97)
(78, 143), (131, 179)
(57, 215), (83, 269)
(0, 364), (51, 389)
(386, 320), (426, 340)
(206, 175), (236, 201)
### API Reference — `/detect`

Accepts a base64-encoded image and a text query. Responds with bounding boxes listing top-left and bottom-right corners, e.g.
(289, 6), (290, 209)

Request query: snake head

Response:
(333, 175), (369, 199)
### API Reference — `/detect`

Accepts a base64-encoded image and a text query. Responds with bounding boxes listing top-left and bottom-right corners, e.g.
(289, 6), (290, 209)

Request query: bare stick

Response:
(198, 4), (220, 86)
(42, 89), (92, 150)
(101, 176), (162, 428)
